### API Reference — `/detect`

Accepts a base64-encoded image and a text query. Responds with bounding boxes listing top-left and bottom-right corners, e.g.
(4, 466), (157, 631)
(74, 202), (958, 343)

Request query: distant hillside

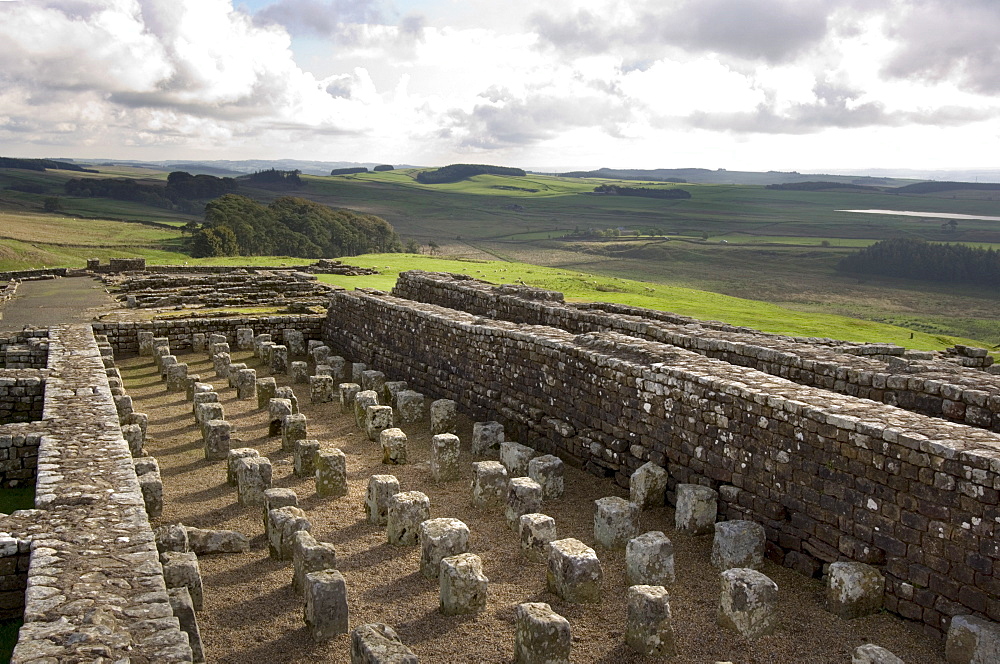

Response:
(558, 167), (910, 187)
(416, 164), (526, 184)
(0, 157), (97, 173)
(765, 182), (881, 192)
(893, 181), (1000, 194)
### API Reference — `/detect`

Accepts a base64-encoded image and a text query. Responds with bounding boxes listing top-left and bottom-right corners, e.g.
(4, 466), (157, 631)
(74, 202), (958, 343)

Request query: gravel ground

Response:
(119, 349), (947, 664)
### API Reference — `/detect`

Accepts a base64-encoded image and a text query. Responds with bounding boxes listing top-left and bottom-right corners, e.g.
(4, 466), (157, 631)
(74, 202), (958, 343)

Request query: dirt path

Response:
(0, 276), (115, 333)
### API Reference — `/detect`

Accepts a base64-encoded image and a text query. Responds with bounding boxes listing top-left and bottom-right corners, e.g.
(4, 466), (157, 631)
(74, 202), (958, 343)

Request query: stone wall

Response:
(0, 536), (29, 621)
(94, 314), (325, 355)
(0, 376), (45, 424)
(324, 288), (1000, 636)
(109, 257), (147, 272)
(0, 329), (48, 369)
(0, 269), (69, 282)
(393, 271), (1000, 433)
(0, 430), (41, 488)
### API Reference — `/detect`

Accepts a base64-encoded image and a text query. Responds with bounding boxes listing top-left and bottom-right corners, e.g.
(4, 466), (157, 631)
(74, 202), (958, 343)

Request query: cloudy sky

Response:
(1, 0), (999, 172)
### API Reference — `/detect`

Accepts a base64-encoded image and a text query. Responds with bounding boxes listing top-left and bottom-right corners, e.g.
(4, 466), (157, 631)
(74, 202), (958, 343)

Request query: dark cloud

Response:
(254, 0), (384, 38)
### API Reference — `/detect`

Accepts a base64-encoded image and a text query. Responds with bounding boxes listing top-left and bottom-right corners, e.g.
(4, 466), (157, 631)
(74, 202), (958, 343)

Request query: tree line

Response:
(415, 164), (526, 184)
(0, 157), (96, 173)
(64, 171), (237, 213)
(593, 184), (691, 199)
(836, 237), (1000, 286)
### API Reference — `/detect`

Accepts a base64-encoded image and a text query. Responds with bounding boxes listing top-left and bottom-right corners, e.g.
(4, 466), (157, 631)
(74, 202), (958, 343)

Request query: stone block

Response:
(519, 513), (556, 563)
(295, 439), (321, 478)
(365, 405), (394, 442)
(675, 483), (718, 535)
(161, 551), (203, 611)
(626, 531), (675, 586)
(946, 615), (1000, 664)
(304, 569), (349, 641)
(155, 524), (189, 554)
(135, 459), (163, 518)
(310, 344), (330, 366)
(827, 561), (884, 619)
(500, 442), (536, 478)
(546, 538), (602, 603)
(122, 423), (143, 458)
(236, 456), (272, 506)
(211, 353), (229, 380)
(328, 355), (348, 384)
(124, 411), (148, 439)
(853, 644), (905, 664)
(275, 385), (298, 413)
(340, 382), (361, 414)
(594, 496), (640, 549)
(351, 362), (367, 383)
(310, 375), (336, 404)
(282, 413), (308, 452)
(226, 363), (246, 389)
(718, 568), (778, 639)
(227, 448), (259, 486)
(268, 506), (311, 560)
(440, 552), (488, 616)
(472, 421), (504, 457)
(354, 390), (380, 428)
(383, 381), (408, 408)
(262, 487), (299, 531)
(712, 520), (766, 570)
(195, 403), (224, 435)
(114, 394), (133, 419)
(293, 531), (338, 596)
(191, 333), (207, 353)
(236, 327), (254, 350)
(270, 344), (289, 374)
(528, 455), (564, 500)
(268, 398), (293, 437)
(630, 461), (669, 509)
(168, 586), (205, 664)
(185, 377), (203, 401)
(365, 474), (400, 526)
(315, 449), (348, 498)
(429, 398), (457, 435)
(160, 355), (178, 380)
(431, 433), (461, 482)
(419, 517), (470, 579)
(235, 368), (257, 400)
(166, 363), (188, 392)
(185, 527), (250, 554)
(351, 623), (418, 664)
(472, 461), (508, 508)
(625, 585), (676, 657)
(290, 361), (309, 384)
(506, 477), (543, 530)
(387, 491), (430, 546)
(284, 328), (305, 356)
(203, 419), (231, 461)
(361, 370), (386, 397)
(256, 377), (277, 409)
(380, 428), (408, 465)
(191, 389), (216, 414)
(138, 330), (155, 356)
(514, 602), (571, 664)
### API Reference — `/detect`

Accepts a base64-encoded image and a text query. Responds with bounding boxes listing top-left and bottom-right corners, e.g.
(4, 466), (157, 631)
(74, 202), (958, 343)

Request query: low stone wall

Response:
(0, 535), (29, 621)
(94, 314), (325, 355)
(0, 430), (41, 488)
(0, 375), (45, 424)
(103, 270), (336, 309)
(0, 269), (69, 282)
(393, 271), (1000, 433)
(324, 288), (1000, 636)
(0, 330), (49, 370)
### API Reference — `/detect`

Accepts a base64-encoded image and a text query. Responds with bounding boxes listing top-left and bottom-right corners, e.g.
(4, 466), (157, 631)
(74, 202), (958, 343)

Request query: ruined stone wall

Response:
(0, 329), (48, 369)
(95, 314), (324, 355)
(0, 375), (45, 424)
(0, 431), (41, 488)
(0, 269), (69, 282)
(324, 289), (1000, 635)
(393, 271), (1000, 433)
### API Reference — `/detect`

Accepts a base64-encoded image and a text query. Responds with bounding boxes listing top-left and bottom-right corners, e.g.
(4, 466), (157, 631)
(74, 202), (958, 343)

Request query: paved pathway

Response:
(0, 276), (116, 333)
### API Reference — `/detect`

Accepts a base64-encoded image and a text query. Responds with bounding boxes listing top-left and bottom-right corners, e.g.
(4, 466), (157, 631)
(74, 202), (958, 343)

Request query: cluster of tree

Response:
(415, 164), (526, 184)
(330, 167), (369, 175)
(0, 157), (97, 173)
(893, 181), (1000, 195)
(765, 181), (880, 192)
(592, 184), (691, 199)
(64, 171), (237, 213)
(242, 168), (302, 187)
(836, 237), (1000, 286)
(373, 164), (394, 172)
(188, 194), (402, 258)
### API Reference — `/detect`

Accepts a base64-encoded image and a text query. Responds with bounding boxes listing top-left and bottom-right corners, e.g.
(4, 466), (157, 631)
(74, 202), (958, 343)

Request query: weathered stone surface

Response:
(262, 487), (299, 531)
(161, 551), (203, 611)
(519, 513), (556, 563)
(186, 527), (250, 554)
(514, 602), (571, 664)
(282, 413), (308, 452)
(711, 520), (766, 570)
(295, 439), (321, 478)
(547, 538), (602, 603)
(310, 375), (336, 404)
(351, 362), (368, 383)
(235, 368), (257, 400)
(268, 398), (293, 437)
(506, 477), (543, 529)
(256, 377), (277, 409)
(340, 382), (361, 414)
(268, 506), (311, 560)
(827, 561), (885, 619)
(472, 461), (508, 508)
(166, 362), (188, 392)
(310, 344), (330, 366)
(626, 585), (676, 657)
(626, 531), (675, 587)
(383, 380), (408, 408)
(351, 622), (418, 663)
(304, 569), (349, 640)
(853, 644), (905, 664)
(630, 461), (669, 509)
(290, 361), (309, 384)
(365, 474), (400, 526)
(293, 531), (338, 596)
(155, 524), (189, 554)
(396, 390), (425, 423)
(429, 398), (457, 435)
(430, 433), (461, 482)
(472, 421), (504, 457)
(168, 586), (205, 663)
(946, 615), (1000, 664)
(236, 327), (255, 350)
(227, 447), (259, 486)
(355, 390), (380, 428)
(236, 456), (272, 506)
(675, 484), (718, 535)
(419, 518), (470, 579)
(594, 496), (640, 549)
(365, 405), (394, 442)
(226, 363), (246, 389)
(275, 385), (299, 413)
(135, 457), (163, 518)
(315, 449), (348, 498)
(361, 369), (386, 397)
(284, 328), (305, 356)
(203, 419), (231, 461)
(380, 428), (408, 465)
(270, 344), (289, 374)
(122, 423), (144, 458)
(718, 568), (778, 639)
(528, 455), (564, 500)
(387, 491), (430, 546)
(440, 552), (488, 616)
(191, 388), (216, 414)
(500, 442), (537, 478)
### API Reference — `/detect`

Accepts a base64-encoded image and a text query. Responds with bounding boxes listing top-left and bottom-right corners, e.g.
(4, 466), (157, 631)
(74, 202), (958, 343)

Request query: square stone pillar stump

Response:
(351, 362), (367, 383)
(114, 394), (133, 420)
(384, 381), (408, 408)
(354, 390), (380, 428)
(472, 461), (508, 508)
(626, 531), (675, 586)
(197, 404), (224, 438)
(293, 531), (338, 596)
(236, 327), (254, 350)
(138, 330), (155, 356)
(361, 369), (386, 396)
(440, 552), (488, 616)
(166, 363), (188, 392)
(122, 423), (144, 458)
(161, 551), (204, 611)
(268, 506), (311, 560)
(630, 461), (668, 509)
(945, 614), (1000, 664)
(328, 355), (348, 384)
(227, 363), (247, 389)
(282, 413), (308, 452)
(310, 375), (336, 404)
(191, 333), (207, 353)
(262, 487), (298, 531)
(304, 569), (349, 641)
(501, 442), (537, 478)
(431, 433), (461, 482)
(547, 538), (602, 603)
(365, 474), (400, 526)
(315, 449), (348, 498)
(528, 455), (564, 499)
(270, 344), (289, 374)
(236, 368), (257, 400)
(160, 354), (178, 379)
(675, 483), (718, 535)
(712, 520), (766, 570)
(826, 561), (885, 619)
(419, 517), (470, 579)
(396, 390), (425, 424)
(236, 456), (272, 506)
(340, 383), (361, 414)
(256, 377), (277, 409)
(506, 477), (543, 530)
(284, 328), (305, 356)
(520, 513), (556, 563)
(212, 352), (230, 380)
(472, 421), (504, 457)
(203, 419), (232, 461)
(227, 448), (259, 486)
(365, 405), (394, 442)
(594, 496), (640, 549)
(275, 385), (299, 413)
(514, 602), (571, 664)
(626, 585), (676, 657)
(192, 392), (218, 418)
(295, 439), (321, 478)
(185, 376), (203, 401)
(290, 361), (309, 384)
(718, 568), (778, 639)
(430, 398), (457, 435)
(380, 428), (408, 465)
(351, 623), (418, 663)
(311, 344), (330, 367)
(168, 586), (205, 664)
(268, 398), (293, 437)
(387, 491), (431, 546)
